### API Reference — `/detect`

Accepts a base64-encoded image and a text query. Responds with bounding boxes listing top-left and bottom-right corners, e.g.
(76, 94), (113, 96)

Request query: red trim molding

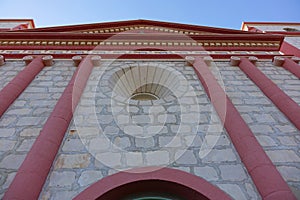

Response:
(264, 32), (300, 36)
(0, 56), (44, 118)
(282, 58), (300, 79)
(19, 19), (253, 34)
(74, 167), (232, 200)
(239, 57), (300, 131)
(3, 56), (94, 200)
(1, 53), (283, 60)
(0, 44), (281, 52)
(192, 57), (296, 200)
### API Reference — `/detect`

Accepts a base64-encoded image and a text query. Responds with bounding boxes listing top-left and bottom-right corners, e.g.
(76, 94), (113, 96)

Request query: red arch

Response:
(73, 167), (232, 200)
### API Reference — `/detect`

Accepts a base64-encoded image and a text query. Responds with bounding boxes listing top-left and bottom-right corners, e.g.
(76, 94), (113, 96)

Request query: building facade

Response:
(0, 19), (299, 200)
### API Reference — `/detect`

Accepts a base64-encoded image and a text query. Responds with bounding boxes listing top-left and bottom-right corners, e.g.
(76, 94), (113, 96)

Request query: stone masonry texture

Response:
(39, 61), (260, 200)
(0, 60), (76, 199)
(213, 61), (300, 197)
(0, 61), (25, 91)
(1, 59), (300, 200)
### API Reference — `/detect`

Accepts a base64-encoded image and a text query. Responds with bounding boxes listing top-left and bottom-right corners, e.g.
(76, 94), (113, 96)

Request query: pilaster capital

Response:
(22, 55), (34, 65)
(272, 56), (285, 66)
(185, 56), (195, 66)
(0, 55), (5, 66)
(230, 56), (241, 66)
(91, 55), (102, 66)
(248, 56), (258, 65)
(72, 55), (83, 67)
(42, 55), (54, 66)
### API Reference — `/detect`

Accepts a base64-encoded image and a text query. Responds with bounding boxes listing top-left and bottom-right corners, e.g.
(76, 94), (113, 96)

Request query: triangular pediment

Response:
(72, 24), (220, 35)
(0, 19), (284, 54)
(17, 19), (253, 35)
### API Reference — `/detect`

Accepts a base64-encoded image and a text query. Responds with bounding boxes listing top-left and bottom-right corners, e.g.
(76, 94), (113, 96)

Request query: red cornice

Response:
(0, 20), (285, 55)
(16, 19), (255, 35)
(0, 53), (284, 60)
(0, 31), (284, 52)
(0, 45), (281, 52)
(0, 28), (10, 32)
(264, 31), (300, 36)
(0, 32), (282, 40)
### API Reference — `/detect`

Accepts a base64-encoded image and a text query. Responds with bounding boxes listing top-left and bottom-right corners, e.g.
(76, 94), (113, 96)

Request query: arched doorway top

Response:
(74, 167), (232, 200)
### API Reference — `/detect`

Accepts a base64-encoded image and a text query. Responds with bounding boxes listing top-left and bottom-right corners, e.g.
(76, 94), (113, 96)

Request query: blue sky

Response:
(0, 0), (299, 30)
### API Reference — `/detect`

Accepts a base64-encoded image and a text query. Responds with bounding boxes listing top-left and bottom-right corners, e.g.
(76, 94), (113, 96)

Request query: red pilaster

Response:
(238, 57), (300, 131)
(282, 58), (300, 79)
(0, 56), (44, 118)
(192, 57), (296, 200)
(280, 41), (300, 58)
(3, 56), (94, 200)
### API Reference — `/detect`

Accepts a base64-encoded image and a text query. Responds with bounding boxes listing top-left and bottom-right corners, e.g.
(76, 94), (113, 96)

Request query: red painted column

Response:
(280, 41), (300, 58)
(0, 56), (44, 118)
(282, 58), (300, 79)
(3, 56), (95, 200)
(238, 57), (300, 131)
(191, 57), (296, 200)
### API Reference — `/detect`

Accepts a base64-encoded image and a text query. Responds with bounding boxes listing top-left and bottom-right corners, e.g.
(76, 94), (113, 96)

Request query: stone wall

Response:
(0, 61), (25, 91)
(213, 61), (300, 195)
(39, 61), (259, 200)
(0, 59), (299, 200)
(0, 60), (76, 199)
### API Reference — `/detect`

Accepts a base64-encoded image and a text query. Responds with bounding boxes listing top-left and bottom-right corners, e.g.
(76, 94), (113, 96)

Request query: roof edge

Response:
(17, 19), (253, 35)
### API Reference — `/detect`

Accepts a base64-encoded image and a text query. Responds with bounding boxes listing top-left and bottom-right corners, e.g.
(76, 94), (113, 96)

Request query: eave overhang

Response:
(0, 32), (284, 51)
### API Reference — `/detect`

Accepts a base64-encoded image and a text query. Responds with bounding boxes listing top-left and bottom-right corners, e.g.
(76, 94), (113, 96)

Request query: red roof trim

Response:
(263, 31), (300, 36)
(0, 45), (281, 52)
(19, 19), (253, 35)
(0, 31), (284, 52)
(0, 53), (283, 60)
(0, 32), (282, 40)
